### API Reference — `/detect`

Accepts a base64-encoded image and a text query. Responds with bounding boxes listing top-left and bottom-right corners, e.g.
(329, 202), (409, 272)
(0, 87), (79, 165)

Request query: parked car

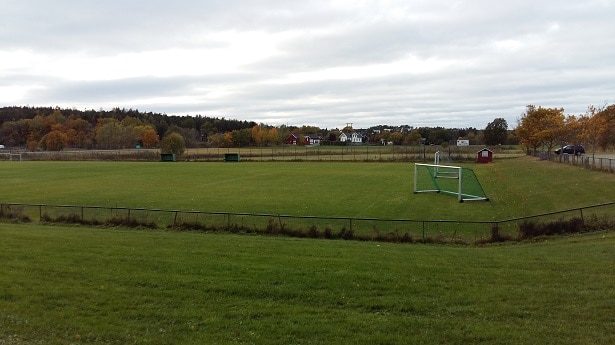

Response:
(554, 145), (585, 155)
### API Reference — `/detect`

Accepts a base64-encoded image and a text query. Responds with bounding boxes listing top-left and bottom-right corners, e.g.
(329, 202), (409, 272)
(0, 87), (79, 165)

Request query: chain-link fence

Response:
(1, 202), (612, 243)
(0, 146), (524, 162)
(544, 153), (615, 173)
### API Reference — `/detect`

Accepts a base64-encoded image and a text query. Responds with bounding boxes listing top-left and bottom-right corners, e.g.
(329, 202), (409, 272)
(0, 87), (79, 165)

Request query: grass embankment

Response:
(0, 223), (613, 344)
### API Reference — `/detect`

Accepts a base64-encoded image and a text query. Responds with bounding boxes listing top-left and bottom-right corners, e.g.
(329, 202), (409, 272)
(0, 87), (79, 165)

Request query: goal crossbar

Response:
(414, 163), (489, 202)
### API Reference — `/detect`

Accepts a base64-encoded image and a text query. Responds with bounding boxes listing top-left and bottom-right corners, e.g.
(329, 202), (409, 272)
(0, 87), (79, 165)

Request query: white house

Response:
(339, 132), (363, 144)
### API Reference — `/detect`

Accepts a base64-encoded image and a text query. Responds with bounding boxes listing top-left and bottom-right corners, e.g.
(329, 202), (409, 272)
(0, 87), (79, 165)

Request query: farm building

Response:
(284, 134), (300, 145)
(477, 148), (493, 163)
(304, 134), (322, 146)
(284, 134), (322, 146)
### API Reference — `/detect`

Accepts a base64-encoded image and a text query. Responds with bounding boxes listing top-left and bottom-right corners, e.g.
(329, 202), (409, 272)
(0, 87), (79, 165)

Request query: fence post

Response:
(173, 211), (178, 226)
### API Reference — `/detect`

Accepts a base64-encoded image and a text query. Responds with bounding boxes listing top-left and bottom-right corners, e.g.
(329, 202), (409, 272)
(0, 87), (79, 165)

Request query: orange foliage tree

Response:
(141, 128), (159, 148)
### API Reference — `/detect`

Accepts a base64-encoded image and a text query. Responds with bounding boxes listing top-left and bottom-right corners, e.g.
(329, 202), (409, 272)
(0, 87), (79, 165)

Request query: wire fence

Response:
(2, 147), (612, 173)
(541, 153), (615, 173)
(0, 145), (524, 163)
(1, 202), (612, 244)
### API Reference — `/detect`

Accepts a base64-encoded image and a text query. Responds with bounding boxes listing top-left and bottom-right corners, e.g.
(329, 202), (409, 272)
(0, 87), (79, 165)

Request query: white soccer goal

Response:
(413, 163), (489, 202)
(0, 153), (20, 161)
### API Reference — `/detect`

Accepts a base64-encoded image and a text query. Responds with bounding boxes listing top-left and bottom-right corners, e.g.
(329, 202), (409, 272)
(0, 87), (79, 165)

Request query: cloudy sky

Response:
(1, 0), (614, 129)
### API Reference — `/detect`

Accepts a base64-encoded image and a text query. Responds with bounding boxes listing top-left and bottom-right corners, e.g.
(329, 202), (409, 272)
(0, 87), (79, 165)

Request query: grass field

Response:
(1, 156), (614, 221)
(1, 223), (614, 344)
(0, 157), (614, 343)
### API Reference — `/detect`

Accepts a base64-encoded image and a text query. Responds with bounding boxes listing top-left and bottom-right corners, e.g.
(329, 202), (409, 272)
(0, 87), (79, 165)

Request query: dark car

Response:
(554, 145), (585, 155)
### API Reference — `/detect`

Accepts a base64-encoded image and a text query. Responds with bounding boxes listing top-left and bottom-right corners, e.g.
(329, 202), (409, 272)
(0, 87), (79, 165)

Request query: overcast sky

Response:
(1, 0), (614, 129)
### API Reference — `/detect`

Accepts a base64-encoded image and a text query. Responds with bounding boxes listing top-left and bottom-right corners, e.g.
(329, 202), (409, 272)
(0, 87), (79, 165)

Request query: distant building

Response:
(285, 134), (299, 145)
(304, 134), (322, 146)
(339, 132), (363, 144)
(477, 148), (493, 163)
(285, 133), (322, 145)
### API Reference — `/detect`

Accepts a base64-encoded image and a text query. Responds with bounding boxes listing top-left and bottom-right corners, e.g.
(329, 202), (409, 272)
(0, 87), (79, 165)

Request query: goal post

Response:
(414, 163), (489, 202)
(0, 153), (21, 161)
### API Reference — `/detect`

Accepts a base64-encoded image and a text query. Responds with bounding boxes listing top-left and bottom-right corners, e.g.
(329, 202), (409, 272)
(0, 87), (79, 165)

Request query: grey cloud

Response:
(2, 0), (614, 129)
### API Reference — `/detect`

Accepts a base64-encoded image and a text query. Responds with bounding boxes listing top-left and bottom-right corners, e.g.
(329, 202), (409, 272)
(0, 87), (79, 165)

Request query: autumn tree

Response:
(403, 130), (422, 145)
(251, 125), (268, 146)
(27, 115), (47, 146)
(39, 130), (67, 151)
(208, 133), (231, 147)
(160, 132), (186, 156)
(0, 120), (29, 147)
(141, 128), (159, 148)
(516, 105), (564, 156)
(64, 117), (93, 148)
(596, 104), (615, 149)
(483, 118), (508, 145)
(266, 127), (280, 145)
(580, 106), (603, 158)
(389, 132), (404, 145)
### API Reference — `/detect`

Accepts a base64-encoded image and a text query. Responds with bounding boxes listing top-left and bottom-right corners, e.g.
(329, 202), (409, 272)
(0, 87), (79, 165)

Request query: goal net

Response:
(413, 163), (489, 202)
(0, 153), (21, 161)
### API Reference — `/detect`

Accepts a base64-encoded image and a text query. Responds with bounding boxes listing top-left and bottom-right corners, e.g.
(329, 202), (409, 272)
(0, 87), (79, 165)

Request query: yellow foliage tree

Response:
(516, 105), (564, 156)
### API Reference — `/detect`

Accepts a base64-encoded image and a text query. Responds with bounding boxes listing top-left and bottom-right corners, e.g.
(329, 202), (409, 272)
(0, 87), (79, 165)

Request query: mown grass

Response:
(0, 156), (613, 221)
(0, 223), (613, 344)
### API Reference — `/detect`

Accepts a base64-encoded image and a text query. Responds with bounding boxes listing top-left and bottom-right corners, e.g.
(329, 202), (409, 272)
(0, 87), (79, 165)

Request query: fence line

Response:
(544, 153), (615, 173)
(2, 148), (612, 172)
(1, 202), (612, 243)
(0, 146), (524, 163)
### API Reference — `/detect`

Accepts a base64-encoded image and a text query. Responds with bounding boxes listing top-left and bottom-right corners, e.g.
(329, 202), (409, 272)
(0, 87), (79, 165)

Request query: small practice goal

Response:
(413, 163), (489, 202)
(0, 153), (22, 161)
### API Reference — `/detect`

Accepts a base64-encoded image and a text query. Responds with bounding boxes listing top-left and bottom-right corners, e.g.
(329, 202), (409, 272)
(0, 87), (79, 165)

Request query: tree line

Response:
(0, 106), (509, 151)
(1, 104), (611, 153)
(0, 106), (257, 151)
(515, 104), (615, 157)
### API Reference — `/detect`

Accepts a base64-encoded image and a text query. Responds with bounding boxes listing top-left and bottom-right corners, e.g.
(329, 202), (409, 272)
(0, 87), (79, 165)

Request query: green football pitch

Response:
(0, 156), (613, 221)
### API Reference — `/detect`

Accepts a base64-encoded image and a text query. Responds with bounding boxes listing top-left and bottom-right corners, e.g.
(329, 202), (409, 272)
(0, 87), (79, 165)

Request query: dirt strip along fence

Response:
(1, 202), (612, 243)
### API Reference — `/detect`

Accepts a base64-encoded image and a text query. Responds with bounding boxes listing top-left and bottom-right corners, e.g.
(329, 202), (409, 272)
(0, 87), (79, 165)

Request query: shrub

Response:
(338, 227), (354, 240)
(323, 227), (334, 239)
(0, 206), (32, 223)
(489, 224), (513, 242)
(170, 221), (209, 232)
(518, 217), (586, 240)
(307, 226), (320, 238)
(106, 216), (157, 229)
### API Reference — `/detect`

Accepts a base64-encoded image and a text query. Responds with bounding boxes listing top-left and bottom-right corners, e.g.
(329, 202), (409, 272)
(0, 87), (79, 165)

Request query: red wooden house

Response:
(285, 134), (300, 145)
(477, 148), (493, 163)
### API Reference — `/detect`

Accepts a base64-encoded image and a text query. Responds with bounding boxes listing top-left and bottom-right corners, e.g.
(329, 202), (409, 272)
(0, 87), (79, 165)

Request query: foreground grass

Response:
(0, 223), (613, 344)
(0, 157), (614, 222)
